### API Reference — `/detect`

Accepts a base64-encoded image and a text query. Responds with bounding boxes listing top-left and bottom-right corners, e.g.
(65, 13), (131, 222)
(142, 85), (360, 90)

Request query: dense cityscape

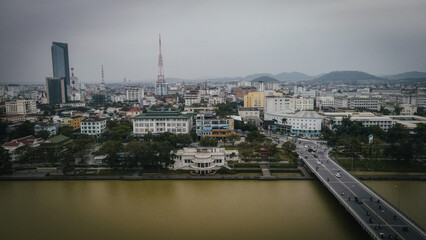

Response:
(1, 1), (426, 240)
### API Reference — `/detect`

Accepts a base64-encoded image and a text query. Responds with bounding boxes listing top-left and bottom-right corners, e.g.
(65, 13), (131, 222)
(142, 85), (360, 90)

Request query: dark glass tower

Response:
(46, 77), (66, 104)
(51, 42), (70, 102)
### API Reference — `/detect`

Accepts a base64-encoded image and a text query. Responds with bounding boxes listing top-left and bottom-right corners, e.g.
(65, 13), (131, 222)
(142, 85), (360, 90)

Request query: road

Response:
(296, 140), (426, 240)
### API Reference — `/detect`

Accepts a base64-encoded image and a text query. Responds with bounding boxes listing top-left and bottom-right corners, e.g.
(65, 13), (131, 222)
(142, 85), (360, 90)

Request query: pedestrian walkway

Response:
(259, 162), (271, 177)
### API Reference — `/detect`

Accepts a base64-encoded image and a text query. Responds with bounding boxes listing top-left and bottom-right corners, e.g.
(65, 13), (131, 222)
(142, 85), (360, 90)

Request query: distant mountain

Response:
(251, 76), (280, 83)
(244, 73), (275, 81)
(274, 72), (313, 81)
(314, 71), (382, 83)
(386, 71), (426, 80)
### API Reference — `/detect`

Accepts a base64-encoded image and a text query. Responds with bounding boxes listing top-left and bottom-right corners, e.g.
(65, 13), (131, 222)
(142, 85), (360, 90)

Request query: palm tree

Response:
(282, 118), (287, 125)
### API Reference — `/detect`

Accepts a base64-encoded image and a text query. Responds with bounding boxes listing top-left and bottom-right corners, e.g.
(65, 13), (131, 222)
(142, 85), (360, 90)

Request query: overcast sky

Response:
(1, 0), (426, 84)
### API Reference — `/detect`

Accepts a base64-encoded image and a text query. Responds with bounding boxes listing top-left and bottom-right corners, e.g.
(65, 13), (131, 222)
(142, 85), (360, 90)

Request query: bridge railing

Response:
(329, 155), (426, 235)
(302, 160), (380, 240)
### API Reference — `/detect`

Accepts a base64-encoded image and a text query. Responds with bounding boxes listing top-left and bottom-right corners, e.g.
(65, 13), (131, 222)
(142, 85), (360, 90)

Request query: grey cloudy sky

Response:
(1, 0), (426, 84)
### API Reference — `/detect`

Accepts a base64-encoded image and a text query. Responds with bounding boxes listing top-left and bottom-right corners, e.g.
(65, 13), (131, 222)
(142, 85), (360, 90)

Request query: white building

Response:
(265, 111), (322, 135)
(264, 96), (295, 114)
(318, 96), (335, 108)
(208, 95), (225, 106)
(295, 97), (314, 111)
(170, 147), (239, 174)
(126, 87), (144, 101)
(184, 90), (201, 106)
(264, 96), (314, 114)
(80, 118), (107, 135)
(332, 116), (395, 131)
(238, 107), (260, 119)
(34, 123), (60, 136)
(400, 104), (417, 115)
(131, 110), (193, 135)
(5, 99), (39, 115)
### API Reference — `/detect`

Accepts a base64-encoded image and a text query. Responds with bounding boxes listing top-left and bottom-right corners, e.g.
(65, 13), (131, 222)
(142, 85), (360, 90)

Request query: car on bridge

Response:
(335, 172), (341, 178)
(316, 160), (322, 165)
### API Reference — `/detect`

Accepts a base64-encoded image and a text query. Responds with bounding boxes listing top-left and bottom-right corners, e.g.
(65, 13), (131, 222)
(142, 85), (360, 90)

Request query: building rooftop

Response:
(131, 110), (193, 119)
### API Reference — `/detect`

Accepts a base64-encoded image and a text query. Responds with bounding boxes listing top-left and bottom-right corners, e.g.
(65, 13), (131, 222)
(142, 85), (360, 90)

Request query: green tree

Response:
(199, 137), (218, 147)
(245, 130), (266, 143)
(10, 121), (34, 139)
(0, 146), (12, 174)
(35, 130), (51, 140)
(97, 140), (124, 167)
(281, 118), (288, 125)
(281, 141), (296, 152)
(58, 125), (74, 137)
(226, 134), (241, 146)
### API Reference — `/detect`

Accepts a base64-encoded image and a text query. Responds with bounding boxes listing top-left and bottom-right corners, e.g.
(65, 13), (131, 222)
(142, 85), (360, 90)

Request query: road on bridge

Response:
(296, 140), (426, 240)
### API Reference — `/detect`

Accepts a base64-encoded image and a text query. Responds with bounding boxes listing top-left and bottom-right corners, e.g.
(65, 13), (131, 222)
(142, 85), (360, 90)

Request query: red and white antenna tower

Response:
(157, 34), (165, 84)
(100, 64), (106, 91)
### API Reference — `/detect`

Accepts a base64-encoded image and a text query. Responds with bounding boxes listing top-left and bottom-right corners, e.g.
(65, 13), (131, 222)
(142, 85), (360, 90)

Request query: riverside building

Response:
(170, 147), (239, 175)
(131, 110), (193, 135)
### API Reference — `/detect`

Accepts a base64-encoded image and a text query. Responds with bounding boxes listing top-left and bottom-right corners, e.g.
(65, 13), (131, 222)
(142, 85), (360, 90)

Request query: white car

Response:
(316, 160), (322, 165)
(335, 172), (342, 178)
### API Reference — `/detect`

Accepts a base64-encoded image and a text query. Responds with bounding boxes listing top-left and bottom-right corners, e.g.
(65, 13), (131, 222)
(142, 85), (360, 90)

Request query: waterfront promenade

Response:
(297, 140), (426, 240)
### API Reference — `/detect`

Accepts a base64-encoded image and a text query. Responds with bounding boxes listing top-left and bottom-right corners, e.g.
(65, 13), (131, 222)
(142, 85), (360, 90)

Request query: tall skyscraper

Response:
(51, 42), (71, 102)
(70, 67), (81, 101)
(45, 77), (66, 104)
(155, 35), (168, 96)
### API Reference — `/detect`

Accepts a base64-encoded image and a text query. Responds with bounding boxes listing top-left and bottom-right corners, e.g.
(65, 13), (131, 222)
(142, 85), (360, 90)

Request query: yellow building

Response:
(62, 117), (73, 125)
(244, 92), (264, 108)
(70, 116), (86, 130)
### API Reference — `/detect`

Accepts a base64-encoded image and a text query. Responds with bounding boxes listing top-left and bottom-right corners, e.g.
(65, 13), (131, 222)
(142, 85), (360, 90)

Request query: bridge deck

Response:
(297, 141), (426, 240)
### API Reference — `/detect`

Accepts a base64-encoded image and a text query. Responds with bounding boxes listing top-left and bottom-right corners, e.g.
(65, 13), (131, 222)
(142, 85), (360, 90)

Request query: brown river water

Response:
(0, 180), (424, 240)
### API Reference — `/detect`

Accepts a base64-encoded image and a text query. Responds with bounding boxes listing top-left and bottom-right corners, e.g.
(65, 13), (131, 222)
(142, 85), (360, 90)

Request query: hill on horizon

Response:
(251, 76), (280, 83)
(314, 71), (382, 83)
(386, 71), (426, 80)
(274, 72), (313, 81)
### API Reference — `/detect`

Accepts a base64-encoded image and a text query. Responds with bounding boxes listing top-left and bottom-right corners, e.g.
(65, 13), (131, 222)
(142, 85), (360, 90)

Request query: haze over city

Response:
(1, 0), (426, 84)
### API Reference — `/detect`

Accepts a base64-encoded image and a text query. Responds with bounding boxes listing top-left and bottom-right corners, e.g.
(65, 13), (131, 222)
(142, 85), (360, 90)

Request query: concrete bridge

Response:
(297, 140), (426, 240)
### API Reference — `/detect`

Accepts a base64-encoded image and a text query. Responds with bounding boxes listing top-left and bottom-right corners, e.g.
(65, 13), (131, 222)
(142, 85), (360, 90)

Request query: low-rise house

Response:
(170, 147), (239, 174)
(126, 108), (142, 118)
(2, 135), (45, 161)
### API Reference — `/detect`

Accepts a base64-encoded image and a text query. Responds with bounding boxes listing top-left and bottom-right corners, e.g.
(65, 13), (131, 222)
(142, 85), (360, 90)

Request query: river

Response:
(0, 180), (423, 240)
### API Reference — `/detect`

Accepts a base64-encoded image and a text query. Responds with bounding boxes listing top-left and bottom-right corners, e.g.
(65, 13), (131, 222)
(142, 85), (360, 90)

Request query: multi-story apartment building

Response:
(295, 97), (315, 111)
(170, 147), (239, 174)
(184, 90), (201, 106)
(80, 118), (107, 135)
(348, 96), (380, 110)
(264, 96), (314, 113)
(126, 87), (144, 101)
(195, 113), (235, 138)
(5, 99), (38, 115)
(318, 96), (335, 108)
(243, 92), (264, 108)
(400, 104), (417, 115)
(70, 116), (86, 130)
(131, 110), (193, 135)
(232, 87), (257, 98)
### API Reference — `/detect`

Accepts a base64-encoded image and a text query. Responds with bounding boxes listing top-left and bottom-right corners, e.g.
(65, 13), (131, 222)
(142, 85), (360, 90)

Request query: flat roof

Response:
(131, 110), (193, 119)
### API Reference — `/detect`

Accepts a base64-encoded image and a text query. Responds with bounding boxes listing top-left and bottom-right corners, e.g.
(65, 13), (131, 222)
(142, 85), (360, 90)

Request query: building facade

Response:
(34, 123), (60, 136)
(80, 118), (107, 135)
(51, 42), (71, 102)
(264, 111), (322, 135)
(5, 99), (38, 115)
(238, 107), (260, 119)
(131, 110), (193, 135)
(195, 114), (235, 138)
(126, 87), (145, 101)
(46, 77), (66, 104)
(332, 116), (395, 131)
(243, 92), (264, 108)
(170, 147), (239, 174)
